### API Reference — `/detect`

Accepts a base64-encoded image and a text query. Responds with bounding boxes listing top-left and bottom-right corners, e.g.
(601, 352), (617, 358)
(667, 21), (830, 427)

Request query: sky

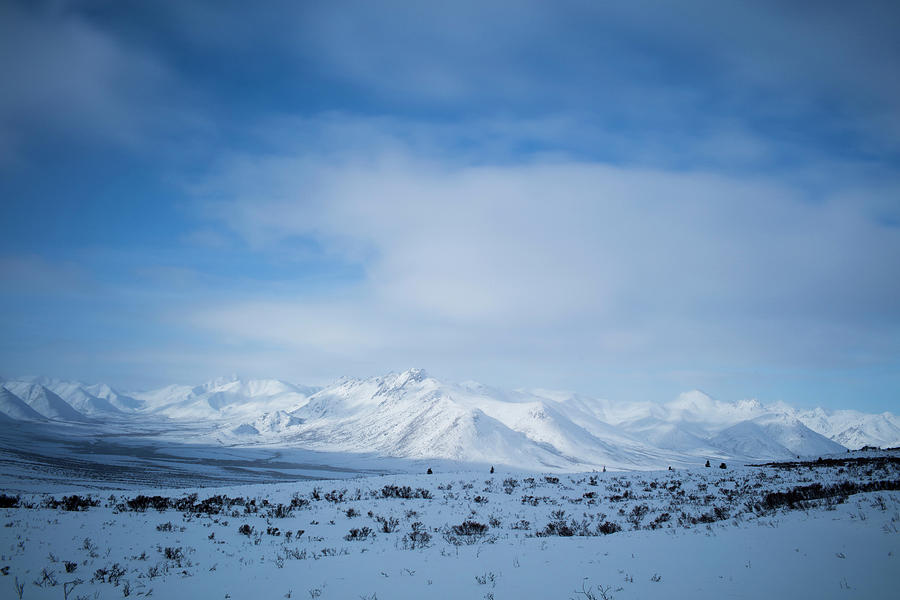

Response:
(1, 0), (899, 412)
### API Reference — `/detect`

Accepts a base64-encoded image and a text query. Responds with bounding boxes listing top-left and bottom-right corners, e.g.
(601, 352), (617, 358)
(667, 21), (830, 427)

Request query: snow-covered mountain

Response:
(2, 381), (90, 421)
(710, 413), (846, 459)
(0, 386), (47, 421)
(40, 379), (123, 416)
(0, 369), (897, 470)
(794, 408), (900, 451)
(131, 375), (317, 420)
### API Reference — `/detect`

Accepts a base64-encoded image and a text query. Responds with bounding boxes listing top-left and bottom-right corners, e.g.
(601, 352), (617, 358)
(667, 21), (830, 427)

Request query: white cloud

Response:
(188, 128), (900, 388)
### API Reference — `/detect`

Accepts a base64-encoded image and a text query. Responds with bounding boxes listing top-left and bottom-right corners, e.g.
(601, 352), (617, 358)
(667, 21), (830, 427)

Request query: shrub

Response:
(538, 520), (575, 537)
(648, 512), (671, 529)
(402, 522), (432, 549)
(382, 484), (413, 499)
(44, 495), (99, 511)
(597, 521), (621, 535)
(451, 520), (488, 536)
(324, 489), (346, 503)
(163, 547), (183, 565)
(0, 494), (19, 508)
(380, 484), (432, 499)
(375, 515), (400, 533)
(126, 495), (170, 512)
(344, 526), (374, 541)
(269, 503), (292, 518)
(238, 524), (254, 536)
(627, 504), (649, 528)
(761, 479), (900, 511)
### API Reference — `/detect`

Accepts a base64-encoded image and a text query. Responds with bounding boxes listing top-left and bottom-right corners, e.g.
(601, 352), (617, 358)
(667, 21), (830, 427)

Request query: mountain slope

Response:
(711, 413), (846, 459)
(0, 386), (48, 421)
(82, 382), (144, 412)
(287, 371), (595, 469)
(795, 408), (900, 449)
(2, 382), (89, 421)
(279, 370), (704, 469)
(40, 380), (123, 416)
(133, 376), (315, 420)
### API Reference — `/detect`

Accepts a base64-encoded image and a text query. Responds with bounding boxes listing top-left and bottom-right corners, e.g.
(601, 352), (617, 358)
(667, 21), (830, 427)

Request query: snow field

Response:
(2, 454), (898, 599)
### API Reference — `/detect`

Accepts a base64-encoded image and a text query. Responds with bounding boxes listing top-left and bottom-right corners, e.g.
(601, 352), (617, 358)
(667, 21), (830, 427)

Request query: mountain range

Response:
(1, 369), (897, 471)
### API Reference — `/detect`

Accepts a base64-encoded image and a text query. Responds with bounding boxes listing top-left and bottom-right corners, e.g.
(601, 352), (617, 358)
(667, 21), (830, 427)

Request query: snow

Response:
(1, 452), (897, 599)
(1, 370), (897, 598)
(711, 414), (846, 460)
(1, 382), (89, 422)
(0, 369), (898, 473)
(0, 387), (47, 421)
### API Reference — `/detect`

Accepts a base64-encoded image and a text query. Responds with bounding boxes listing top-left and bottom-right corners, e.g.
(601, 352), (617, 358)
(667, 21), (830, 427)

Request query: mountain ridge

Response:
(1, 369), (897, 470)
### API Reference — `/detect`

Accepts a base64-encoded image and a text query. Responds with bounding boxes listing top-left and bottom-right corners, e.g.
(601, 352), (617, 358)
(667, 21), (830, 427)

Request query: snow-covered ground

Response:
(2, 452), (897, 599)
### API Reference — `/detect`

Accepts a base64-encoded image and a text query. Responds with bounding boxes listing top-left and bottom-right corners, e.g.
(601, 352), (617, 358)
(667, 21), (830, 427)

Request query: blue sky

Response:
(1, 0), (899, 411)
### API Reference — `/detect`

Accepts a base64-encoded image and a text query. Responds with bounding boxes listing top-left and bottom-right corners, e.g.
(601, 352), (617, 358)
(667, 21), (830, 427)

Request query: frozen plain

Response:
(1, 452), (898, 600)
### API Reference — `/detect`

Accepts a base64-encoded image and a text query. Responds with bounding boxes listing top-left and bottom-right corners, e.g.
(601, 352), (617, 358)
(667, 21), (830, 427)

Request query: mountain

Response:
(1, 381), (89, 421)
(285, 370), (599, 469)
(711, 413), (846, 459)
(794, 408), (900, 450)
(82, 382), (144, 411)
(40, 380), (123, 416)
(260, 370), (825, 469)
(4, 368), (898, 470)
(0, 386), (47, 421)
(228, 410), (305, 438)
(132, 376), (316, 420)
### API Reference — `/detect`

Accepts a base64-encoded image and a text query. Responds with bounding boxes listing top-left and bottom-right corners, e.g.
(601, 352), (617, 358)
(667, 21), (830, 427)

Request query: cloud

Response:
(188, 125), (900, 387)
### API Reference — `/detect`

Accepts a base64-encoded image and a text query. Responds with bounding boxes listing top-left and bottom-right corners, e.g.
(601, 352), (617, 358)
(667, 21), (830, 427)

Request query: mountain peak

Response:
(736, 398), (762, 411)
(402, 367), (428, 381)
(384, 368), (429, 389)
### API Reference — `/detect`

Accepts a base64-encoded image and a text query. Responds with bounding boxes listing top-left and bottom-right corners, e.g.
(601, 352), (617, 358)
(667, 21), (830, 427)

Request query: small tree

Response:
(490, 466), (495, 474)
(705, 460), (711, 468)
(426, 468), (433, 475)
(719, 462), (727, 469)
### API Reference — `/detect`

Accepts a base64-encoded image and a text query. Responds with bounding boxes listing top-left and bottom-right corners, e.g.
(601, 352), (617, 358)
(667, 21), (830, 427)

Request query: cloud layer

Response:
(189, 126), (900, 394)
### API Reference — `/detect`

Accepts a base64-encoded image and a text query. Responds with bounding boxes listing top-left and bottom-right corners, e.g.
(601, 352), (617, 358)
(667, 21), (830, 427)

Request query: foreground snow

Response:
(2, 453), (898, 599)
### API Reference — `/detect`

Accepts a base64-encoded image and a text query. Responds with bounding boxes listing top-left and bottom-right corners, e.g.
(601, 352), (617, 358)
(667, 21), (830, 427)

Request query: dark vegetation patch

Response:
(380, 485), (433, 499)
(760, 479), (900, 511)
(0, 494), (20, 508)
(751, 455), (900, 470)
(43, 495), (99, 511)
